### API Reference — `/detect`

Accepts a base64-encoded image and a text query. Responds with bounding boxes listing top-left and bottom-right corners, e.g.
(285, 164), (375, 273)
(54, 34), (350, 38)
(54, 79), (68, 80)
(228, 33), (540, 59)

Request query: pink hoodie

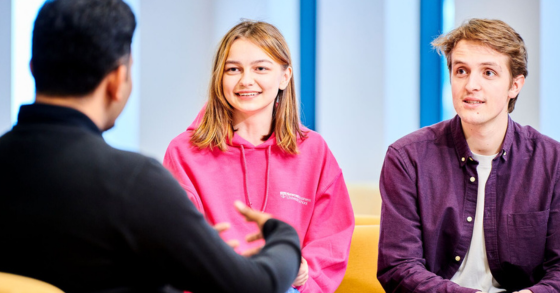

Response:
(163, 108), (354, 293)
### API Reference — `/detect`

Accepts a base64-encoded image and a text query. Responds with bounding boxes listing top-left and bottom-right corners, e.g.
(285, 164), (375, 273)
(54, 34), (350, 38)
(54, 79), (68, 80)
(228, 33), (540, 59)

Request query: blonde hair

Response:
(432, 19), (528, 113)
(191, 20), (306, 154)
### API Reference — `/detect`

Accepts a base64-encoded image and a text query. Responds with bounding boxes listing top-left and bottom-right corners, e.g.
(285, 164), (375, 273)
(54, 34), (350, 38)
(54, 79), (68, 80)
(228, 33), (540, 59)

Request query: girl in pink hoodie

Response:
(164, 20), (354, 293)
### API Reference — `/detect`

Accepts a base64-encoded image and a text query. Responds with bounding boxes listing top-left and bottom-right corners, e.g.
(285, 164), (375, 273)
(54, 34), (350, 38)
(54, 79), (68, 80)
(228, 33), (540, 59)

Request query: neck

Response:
(232, 108), (274, 146)
(462, 116), (508, 156)
(35, 90), (108, 131)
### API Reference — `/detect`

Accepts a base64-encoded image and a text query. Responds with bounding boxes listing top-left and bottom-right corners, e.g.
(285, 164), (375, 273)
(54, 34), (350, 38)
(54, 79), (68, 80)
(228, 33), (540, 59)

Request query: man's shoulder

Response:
(512, 120), (560, 151)
(106, 146), (153, 167)
(44, 131), (170, 186)
(102, 145), (168, 179)
(390, 119), (452, 151)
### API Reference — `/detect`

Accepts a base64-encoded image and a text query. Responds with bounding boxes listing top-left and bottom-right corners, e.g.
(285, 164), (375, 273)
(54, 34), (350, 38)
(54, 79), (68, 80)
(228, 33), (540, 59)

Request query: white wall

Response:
(540, 0), (560, 141)
(317, 0), (420, 184)
(454, 0), (541, 129)
(317, 0), (385, 183)
(138, 1), (214, 160)
(0, 0), (10, 135)
(384, 0), (420, 147)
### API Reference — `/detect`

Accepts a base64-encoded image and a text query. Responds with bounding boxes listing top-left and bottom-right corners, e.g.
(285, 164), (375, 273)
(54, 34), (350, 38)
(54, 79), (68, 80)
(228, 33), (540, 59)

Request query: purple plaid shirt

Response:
(378, 115), (560, 293)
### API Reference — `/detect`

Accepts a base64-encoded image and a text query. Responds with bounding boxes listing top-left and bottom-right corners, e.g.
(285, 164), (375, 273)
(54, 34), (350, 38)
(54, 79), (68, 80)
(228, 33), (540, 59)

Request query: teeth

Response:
(238, 93), (258, 96)
(466, 101), (483, 104)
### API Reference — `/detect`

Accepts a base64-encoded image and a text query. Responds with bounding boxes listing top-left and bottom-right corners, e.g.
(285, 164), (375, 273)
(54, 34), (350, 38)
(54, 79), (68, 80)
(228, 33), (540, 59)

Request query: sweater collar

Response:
(16, 103), (102, 136)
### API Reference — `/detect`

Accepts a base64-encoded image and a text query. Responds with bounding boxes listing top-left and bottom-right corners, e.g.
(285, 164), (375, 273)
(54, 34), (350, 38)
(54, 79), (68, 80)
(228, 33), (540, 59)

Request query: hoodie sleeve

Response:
(297, 168), (355, 292)
(163, 136), (206, 215)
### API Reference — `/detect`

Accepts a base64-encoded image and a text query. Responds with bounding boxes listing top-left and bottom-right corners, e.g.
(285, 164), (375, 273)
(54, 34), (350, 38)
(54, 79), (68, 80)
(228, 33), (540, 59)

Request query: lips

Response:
(235, 91), (261, 98)
(463, 98), (485, 105)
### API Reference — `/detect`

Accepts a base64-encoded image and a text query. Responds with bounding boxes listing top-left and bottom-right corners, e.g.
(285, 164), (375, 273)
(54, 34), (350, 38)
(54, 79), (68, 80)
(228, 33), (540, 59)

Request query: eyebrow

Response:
(452, 60), (502, 71)
(480, 62), (502, 70)
(224, 59), (273, 65)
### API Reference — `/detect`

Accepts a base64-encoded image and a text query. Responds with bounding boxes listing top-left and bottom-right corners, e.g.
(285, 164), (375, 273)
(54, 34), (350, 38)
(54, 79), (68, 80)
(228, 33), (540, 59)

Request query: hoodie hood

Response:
(187, 103), (277, 150)
(186, 104), (274, 212)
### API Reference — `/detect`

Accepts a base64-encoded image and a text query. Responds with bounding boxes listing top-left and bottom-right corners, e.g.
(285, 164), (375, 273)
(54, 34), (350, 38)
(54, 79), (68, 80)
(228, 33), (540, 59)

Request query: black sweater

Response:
(0, 103), (301, 293)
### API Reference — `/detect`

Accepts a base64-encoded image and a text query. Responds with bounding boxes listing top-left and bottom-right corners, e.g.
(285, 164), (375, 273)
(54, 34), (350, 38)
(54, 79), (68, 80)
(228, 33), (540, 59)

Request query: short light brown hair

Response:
(432, 19), (528, 113)
(191, 20), (306, 154)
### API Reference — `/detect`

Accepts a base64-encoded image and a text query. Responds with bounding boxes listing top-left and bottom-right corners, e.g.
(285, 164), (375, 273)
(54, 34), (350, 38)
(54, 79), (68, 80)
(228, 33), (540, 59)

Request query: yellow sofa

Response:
(0, 272), (63, 293)
(335, 215), (384, 293)
(347, 183), (382, 216)
(354, 214), (380, 226)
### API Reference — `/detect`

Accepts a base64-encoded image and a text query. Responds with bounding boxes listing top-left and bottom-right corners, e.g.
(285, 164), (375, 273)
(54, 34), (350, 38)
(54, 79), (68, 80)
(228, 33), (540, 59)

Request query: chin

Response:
(102, 122), (115, 132)
(456, 112), (484, 125)
(460, 118), (486, 126)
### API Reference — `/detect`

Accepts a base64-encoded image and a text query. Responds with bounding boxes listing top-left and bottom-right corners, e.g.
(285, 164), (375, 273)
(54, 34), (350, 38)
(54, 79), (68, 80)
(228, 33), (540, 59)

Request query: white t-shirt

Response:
(450, 152), (504, 292)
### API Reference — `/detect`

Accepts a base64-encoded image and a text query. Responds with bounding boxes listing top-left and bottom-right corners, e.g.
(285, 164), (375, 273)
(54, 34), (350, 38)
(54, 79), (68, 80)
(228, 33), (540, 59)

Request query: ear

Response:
(279, 66), (293, 90)
(508, 74), (525, 99)
(105, 64), (128, 102)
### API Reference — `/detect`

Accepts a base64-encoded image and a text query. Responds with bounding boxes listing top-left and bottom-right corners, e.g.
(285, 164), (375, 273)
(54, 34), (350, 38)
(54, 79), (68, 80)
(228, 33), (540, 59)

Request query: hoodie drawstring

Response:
(240, 145), (252, 208)
(240, 144), (271, 212)
(261, 145), (271, 212)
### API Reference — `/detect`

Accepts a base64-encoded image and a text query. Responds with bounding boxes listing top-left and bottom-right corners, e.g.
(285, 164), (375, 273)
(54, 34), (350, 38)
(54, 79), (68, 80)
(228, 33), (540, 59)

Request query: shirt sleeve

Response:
(525, 165), (560, 293)
(163, 141), (205, 215)
(377, 147), (478, 293)
(296, 172), (355, 293)
(123, 158), (302, 293)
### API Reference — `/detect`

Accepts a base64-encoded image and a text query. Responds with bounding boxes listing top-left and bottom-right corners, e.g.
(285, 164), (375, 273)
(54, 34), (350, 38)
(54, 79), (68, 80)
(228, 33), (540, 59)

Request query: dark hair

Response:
(31, 0), (136, 96)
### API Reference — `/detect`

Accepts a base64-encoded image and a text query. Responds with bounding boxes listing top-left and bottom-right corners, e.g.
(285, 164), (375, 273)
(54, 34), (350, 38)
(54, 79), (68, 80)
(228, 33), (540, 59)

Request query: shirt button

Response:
(470, 177), (476, 182)
(461, 157), (465, 162)
(467, 216), (473, 222)
(455, 256), (461, 262)
(503, 151), (507, 156)
(469, 157), (473, 161)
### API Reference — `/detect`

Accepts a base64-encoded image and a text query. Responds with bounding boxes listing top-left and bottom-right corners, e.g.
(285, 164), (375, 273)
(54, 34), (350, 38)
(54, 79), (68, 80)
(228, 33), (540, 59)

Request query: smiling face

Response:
(222, 38), (292, 121)
(450, 40), (524, 130)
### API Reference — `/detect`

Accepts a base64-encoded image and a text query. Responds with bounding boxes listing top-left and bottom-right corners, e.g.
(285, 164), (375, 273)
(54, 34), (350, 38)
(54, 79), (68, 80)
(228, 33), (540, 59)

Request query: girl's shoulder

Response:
(298, 127), (327, 145)
(296, 128), (332, 155)
(166, 130), (214, 157)
(167, 130), (194, 150)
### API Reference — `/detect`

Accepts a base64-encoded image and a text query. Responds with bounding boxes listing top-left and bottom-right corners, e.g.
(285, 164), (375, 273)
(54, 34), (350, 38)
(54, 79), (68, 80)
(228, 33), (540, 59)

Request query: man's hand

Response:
(213, 222), (239, 249)
(240, 231), (264, 257)
(234, 200), (272, 229)
(232, 201), (273, 256)
(292, 257), (308, 286)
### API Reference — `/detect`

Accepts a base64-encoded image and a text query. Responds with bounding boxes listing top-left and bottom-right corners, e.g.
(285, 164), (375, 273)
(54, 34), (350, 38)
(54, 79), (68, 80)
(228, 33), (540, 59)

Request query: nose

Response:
(465, 74), (481, 92)
(239, 71), (254, 87)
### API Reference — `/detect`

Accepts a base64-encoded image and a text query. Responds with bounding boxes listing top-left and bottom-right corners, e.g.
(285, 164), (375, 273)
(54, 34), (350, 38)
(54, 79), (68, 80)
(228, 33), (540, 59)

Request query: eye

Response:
(484, 70), (496, 77)
(255, 66), (268, 72)
(225, 67), (240, 73)
(456, 68), (467, 75)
